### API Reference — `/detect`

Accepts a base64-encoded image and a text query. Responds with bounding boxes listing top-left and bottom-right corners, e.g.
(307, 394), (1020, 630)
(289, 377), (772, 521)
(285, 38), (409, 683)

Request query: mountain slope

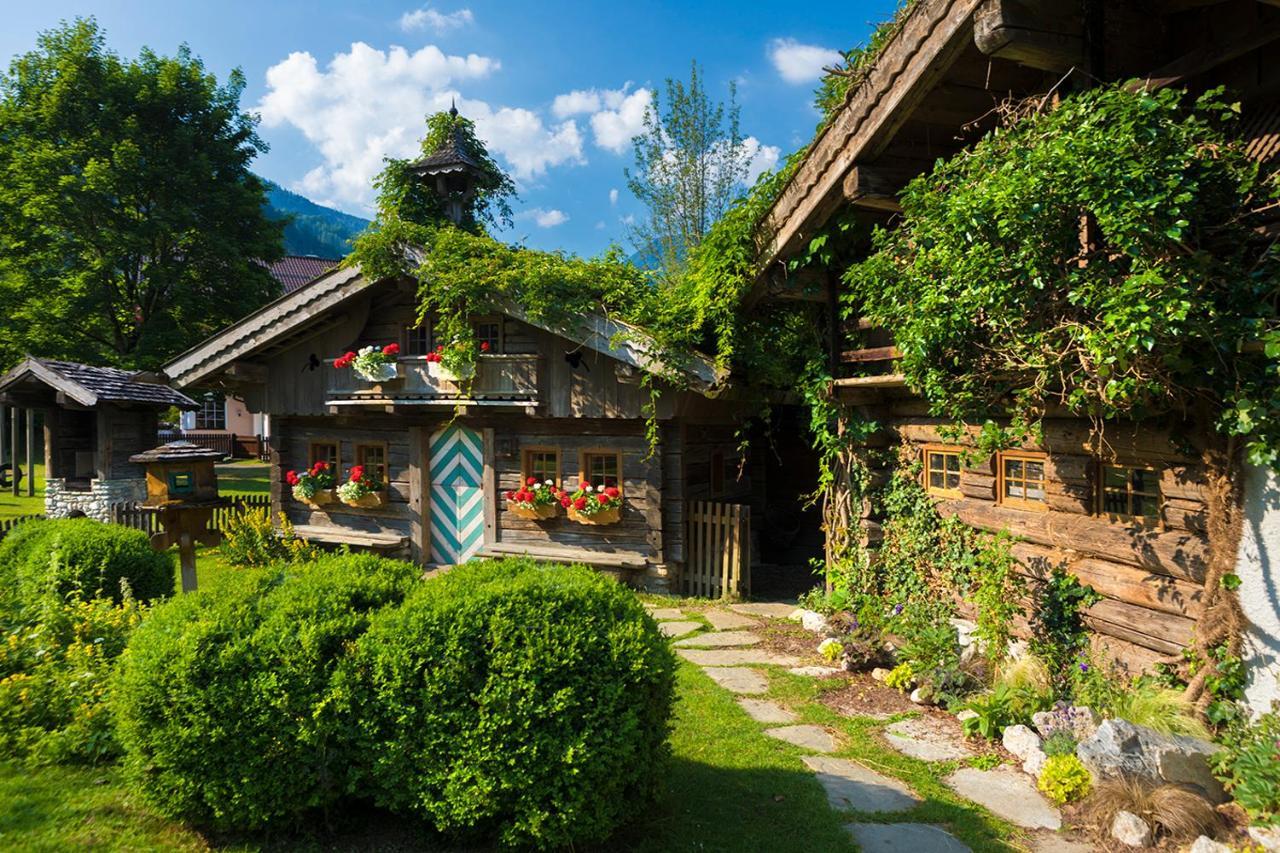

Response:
(263, 181), (369, 258)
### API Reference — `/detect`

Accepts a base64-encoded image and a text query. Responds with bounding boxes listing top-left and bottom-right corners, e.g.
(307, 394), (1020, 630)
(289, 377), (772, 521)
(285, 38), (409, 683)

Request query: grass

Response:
(0, 462), (45, 521)
(215, 462), (270, 498)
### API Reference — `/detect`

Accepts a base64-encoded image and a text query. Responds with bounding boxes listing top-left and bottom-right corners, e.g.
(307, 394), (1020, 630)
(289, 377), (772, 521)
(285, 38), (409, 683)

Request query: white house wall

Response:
(1237, 463), (1280, 714)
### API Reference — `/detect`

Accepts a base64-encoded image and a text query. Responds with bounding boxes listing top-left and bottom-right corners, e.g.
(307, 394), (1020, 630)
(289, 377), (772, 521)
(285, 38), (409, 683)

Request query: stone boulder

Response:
(1076, 719), (1226, 802)
(790, 608), (829, 633)
(1189, 836), (1233, 853)
(1002, 724), (1043, 761)
(1110, 811), (1151, 847)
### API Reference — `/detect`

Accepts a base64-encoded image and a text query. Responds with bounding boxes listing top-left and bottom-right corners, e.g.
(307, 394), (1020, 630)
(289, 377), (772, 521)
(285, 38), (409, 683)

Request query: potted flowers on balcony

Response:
(504, 477), (561, 520)
(334, 342), (401, 383)
(424, 339), (489, 383)
(337, 464), (386, 509)
(286, 461), (336, 508)
(563, 483), (622, 525)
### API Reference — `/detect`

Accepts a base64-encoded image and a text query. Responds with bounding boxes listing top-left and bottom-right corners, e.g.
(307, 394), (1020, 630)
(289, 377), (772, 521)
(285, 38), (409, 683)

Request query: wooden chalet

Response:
(750, 0), (1280, 678)
(162, 123), (764, 592)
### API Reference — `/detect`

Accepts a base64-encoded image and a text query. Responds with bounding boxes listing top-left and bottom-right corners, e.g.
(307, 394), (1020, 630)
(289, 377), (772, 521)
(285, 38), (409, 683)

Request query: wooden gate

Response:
(683, 501), (750, 598)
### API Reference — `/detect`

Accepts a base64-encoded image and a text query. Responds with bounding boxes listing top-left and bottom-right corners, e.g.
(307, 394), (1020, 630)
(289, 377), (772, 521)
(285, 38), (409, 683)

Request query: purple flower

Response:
(893, 604), (903, 615)
(1079, 663), (1089, 673)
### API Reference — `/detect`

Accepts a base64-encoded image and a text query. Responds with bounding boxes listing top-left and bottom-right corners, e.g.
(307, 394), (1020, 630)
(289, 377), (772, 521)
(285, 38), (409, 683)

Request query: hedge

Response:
(111, 552), (417, 829)
(0, 519), (173, 622)
(341, 558), (676, 849)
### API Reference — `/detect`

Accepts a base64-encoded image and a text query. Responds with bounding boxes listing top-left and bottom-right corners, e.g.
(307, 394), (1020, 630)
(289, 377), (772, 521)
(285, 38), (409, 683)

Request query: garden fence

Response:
(0, 514), (45, 543)
(682, 501), (750, 598)
(110, 495), (272, 537)
(156, 430), (266, 460)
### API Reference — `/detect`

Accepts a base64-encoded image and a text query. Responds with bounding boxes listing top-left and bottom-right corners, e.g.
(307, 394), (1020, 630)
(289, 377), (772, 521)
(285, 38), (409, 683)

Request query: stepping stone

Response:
(846, 823), (972, 853)
(704, 609), (759, 630)
(1031, 837), (1093, 853)
(728, 602), (797, 618)
(676, 648), (800, 667)
(701, 666), (768, 695)
(945, 767), (1061, 830)
(764, 724), (838, 753)
(884, 717), (970, 762)
(802, 756), (921, 813)
(789, 665), (845, 677)
(648, 608), (685, 621)
(737, 698), (797, 724)
(658, 621), (701, 638)
(674, 630), (761, 648)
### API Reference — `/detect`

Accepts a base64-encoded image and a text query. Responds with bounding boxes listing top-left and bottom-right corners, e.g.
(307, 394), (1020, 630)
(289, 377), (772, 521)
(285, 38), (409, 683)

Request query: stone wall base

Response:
(45, 478), (147, 523)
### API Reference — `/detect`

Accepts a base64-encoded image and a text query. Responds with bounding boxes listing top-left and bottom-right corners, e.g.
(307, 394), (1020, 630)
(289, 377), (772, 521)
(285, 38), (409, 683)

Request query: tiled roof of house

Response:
(129, 440), (223, 463)
(0, 357), (197, 408)
(267, 255), (341, 293)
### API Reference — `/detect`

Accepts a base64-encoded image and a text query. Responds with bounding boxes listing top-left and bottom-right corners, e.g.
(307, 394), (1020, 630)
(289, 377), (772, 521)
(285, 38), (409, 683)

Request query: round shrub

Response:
(0, 519), (174, 622)
(111, 552), (417, 829)
(342, 558), (676, 849)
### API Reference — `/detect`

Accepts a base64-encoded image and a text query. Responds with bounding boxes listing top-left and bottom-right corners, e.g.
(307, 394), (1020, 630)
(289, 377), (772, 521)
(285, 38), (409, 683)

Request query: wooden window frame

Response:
(997, 451), (1049, 512)
(354, 441), (390, 488)
(521, 446), (561, 489)
(194, 398), (225, 431)
(308, 439), (340, 471)
(1097, 462), (1164, 526)
(921, 444), (964, 499)
(472, 315), (504, 355)
(578, 448), (624, 490)
(403, 317), (433, 357)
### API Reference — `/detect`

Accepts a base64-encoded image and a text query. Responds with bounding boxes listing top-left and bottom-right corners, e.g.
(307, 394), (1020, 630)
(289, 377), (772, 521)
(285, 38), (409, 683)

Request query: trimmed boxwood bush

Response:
(111, 552), (417, 829)
(0, 518), (173, 622)
(341, 558), (676, 849)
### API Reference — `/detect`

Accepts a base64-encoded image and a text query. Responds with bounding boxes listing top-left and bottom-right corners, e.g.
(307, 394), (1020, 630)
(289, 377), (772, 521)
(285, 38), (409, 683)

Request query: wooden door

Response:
(428, 423), (485, 564)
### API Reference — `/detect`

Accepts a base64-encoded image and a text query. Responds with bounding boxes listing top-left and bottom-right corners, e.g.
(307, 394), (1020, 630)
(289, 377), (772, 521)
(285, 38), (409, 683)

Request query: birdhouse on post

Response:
(128, 441), (227, 592)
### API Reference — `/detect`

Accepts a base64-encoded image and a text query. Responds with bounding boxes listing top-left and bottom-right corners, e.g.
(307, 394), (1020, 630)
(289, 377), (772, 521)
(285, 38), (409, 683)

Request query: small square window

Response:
(474, 320), (501, 353)
(168, 471), (194, 495)
(310, 441), (339, 470)
(1000, 452), (1047, 510)
(523, 448), (560, 487)
(406, 320), (432, 356)
(581, 451), (621, 490)
(923, 447), (963, 497)
(1100, 464), (1162, 522)
(355, 443), (388, 486)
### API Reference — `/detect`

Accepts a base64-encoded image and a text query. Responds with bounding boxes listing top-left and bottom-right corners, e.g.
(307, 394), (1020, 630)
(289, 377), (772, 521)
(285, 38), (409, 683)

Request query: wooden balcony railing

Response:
(324, 354), (540, 406)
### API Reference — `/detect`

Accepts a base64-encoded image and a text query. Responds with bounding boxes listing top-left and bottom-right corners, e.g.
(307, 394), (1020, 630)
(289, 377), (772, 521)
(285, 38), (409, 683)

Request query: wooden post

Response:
(177, 531), (198, 593)
(0, 403), (7, 467)
(25, 409), (34, 497)
(10, 406), (18, 497)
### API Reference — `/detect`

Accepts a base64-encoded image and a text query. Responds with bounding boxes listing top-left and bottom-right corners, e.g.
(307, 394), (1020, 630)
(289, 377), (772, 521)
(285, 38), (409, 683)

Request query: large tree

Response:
(626, 61), (749, 280)
(0, 19), (283, 370)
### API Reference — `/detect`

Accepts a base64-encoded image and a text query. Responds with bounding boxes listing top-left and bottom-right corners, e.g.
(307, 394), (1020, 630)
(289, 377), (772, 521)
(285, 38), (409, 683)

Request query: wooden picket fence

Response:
(110, 495), (272, 536)
(682, 501), (750, 598)
(0, 514), (45, 543)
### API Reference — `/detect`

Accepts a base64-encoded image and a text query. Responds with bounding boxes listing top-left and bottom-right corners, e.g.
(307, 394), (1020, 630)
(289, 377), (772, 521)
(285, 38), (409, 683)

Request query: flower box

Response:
(568, 505), (621, 525)
(340, 491), (386, 509)
(355, 361), (402, 384)
(428, 361), (475, 383)
(298, 488), (335, 509)
(507, 502), (559, 520)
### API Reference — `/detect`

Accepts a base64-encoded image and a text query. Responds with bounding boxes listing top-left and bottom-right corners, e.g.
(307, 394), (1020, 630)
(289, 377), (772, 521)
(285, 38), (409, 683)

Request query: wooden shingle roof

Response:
(0, 357), (197, 409)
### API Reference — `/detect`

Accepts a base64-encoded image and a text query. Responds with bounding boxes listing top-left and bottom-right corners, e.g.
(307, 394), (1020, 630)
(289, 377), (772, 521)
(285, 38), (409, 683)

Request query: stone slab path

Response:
(673, 630), (761, 648)
(703, 609), (759, 630)
(728, 602), (798, 618)
(945, 767), (1061, 830)
(802, 756), (921, 813)
(847, 823), (972, 853)
(736, 698), (797, 724)
(702, 666), (768, 695)
(648, 607), (685, 621)
(657, 620), (701, 638)
(788, 665), (845, 677)
(764, 724), (838, 753)
(884, 717), (970, 762)
(676, 648), (800, 667)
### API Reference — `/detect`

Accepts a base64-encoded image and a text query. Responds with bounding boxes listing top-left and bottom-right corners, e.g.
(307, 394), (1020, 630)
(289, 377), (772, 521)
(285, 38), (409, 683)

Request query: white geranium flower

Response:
(584, 484), (594, 492)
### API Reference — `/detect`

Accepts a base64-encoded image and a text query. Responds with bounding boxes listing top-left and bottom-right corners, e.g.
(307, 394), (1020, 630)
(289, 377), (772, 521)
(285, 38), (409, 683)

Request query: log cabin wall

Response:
(873, 406), (1211, 673)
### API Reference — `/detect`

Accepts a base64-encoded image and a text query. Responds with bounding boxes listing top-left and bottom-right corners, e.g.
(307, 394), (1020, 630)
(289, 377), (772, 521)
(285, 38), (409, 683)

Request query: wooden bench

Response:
(475, 542), (649, 573)
(291, 524), (409, 553)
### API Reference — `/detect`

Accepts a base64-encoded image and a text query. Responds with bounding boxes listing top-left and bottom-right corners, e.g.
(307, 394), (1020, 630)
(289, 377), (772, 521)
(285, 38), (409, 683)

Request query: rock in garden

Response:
(789, 665), (846, 677)
(1110, 811), (1151, 847)
(1189, 836), (1233, 853)
(1249, 825), (1280, 851)
(956, 709), (978, 723)
(950, 618), (978, 648)
(703, 609), (758, 630)
(871, 667), (890, 682)
(790, 608), (829, 633)
(909, 687), (933, 705)
(1022, 746), (1048, 779)
(1002, 724), (1043, 761)
(817, 637), (842, 657)
(944, 767), (1061, 830)
(1076, 719), (1226, 802)
(1032, 706), (1097, 741)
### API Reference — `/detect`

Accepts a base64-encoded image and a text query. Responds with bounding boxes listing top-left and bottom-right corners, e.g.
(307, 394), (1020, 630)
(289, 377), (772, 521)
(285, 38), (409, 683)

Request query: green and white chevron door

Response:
(429, 424), (485, 564)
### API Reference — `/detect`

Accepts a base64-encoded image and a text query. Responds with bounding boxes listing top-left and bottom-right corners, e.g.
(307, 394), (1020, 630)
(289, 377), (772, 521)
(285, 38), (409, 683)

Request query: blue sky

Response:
(2, 0), (897, 255)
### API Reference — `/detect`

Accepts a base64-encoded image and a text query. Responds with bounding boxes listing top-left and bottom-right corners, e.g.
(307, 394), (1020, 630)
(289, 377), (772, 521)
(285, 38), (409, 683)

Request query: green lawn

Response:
(215, 462), (270, 497)
(0, 462), (45, 521)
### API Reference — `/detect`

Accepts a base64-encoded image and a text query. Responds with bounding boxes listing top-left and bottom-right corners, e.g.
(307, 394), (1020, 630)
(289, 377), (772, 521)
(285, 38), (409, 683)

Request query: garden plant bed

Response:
(819, 673), (923, 719)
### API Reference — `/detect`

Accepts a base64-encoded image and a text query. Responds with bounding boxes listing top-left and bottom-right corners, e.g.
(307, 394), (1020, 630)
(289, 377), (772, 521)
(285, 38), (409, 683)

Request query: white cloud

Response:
(741, 136), (781, 184)
(768, 37), (843, 84)
(518, 207), (569, 228)
(595, 220), (606, 230)
(258, 43), (585, 211)
(400, 7), (474, 32)
(608, 188), (619, 206)
(551, 85), (651, 154)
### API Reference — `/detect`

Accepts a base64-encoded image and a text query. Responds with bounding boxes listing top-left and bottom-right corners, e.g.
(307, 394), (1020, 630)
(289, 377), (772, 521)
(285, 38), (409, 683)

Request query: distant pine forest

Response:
(264, 181), (369, 258)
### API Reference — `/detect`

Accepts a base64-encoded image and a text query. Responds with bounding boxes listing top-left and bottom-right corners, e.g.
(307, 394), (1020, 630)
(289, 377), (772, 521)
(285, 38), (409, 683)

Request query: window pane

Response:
(1130, 468), (1151, 493)
(1006, 480), (1025, 499)
(474, 321), (501, 353)
(358, 446), (387, 483)
(945, 454), (961, 473)
(1005, 458), (1023, 480)
(1104, 466), (1129, 489)
(929, 470), (944, 489)
(406, 323), (431, 356)
(1131, 492), (1158, 519)
(310, 443), (338, 469)
(946, 471), (961, 491)
(586, 454), (620, 489)
(1025, 461), (1044, 483)
(526, 451), (557, 484)
(1103, 489), (1128, 515)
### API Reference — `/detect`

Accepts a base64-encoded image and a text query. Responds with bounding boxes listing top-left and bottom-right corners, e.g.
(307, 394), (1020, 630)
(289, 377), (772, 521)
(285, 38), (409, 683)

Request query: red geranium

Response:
(526, 476), (537, 486)
(349, 465), (365, 483)
(573, 497), (588, 510)
(382, 342), (400, 356)
(286, 471), (300, 486)
(560, 495), (572, 508)
(480, 341), (491, 352)
(604, 486), (620, 498)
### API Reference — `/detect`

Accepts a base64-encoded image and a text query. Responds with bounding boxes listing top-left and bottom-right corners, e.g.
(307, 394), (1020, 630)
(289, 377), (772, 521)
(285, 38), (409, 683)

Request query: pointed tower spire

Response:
(409, 105), (483, 225)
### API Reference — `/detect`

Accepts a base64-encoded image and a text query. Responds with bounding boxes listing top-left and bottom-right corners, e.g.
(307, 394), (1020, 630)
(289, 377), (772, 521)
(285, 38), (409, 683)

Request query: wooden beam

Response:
(25, 408), (34, 497)
(974, 0), (1083, 72)
(833, 374), (908, 388)
(840, 345), (902, 363)
(10, 406), (18, 496)
(1130, 17), (1280, 90)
